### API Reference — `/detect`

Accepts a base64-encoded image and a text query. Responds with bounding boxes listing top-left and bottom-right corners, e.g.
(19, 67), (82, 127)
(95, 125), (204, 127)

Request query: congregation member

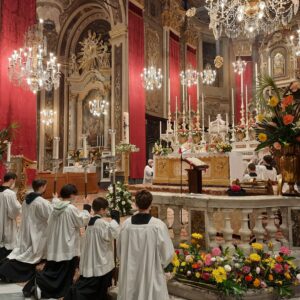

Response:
(65, 197), (120, 300)
(25, 183), (90, 299)
(258, 155), (278, 182)
(0, 179), (51, 283)
(117, 189), (174, 300)
(0, 173), (21, 261)
(242, 163), (259, 182)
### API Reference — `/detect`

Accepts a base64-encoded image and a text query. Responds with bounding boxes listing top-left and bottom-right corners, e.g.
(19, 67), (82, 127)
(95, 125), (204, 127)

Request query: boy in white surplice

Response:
(65, 197), (120, 300)
(0, 179), (51, 283)
(0, 172), (21, 261)
(117, 190), (174, 300)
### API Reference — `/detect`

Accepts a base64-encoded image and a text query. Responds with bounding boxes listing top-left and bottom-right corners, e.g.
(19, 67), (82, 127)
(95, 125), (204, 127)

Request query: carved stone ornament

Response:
(161, 0), (185, 32)
(146, 27), (160, 66)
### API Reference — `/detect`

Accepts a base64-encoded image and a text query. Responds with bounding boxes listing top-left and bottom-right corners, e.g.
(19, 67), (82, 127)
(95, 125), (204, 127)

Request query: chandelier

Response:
(205, 0), (299, 39)
(141, 66), (163, 91)
(40, 109), (56, 126)
(232, 57), (247, 75)
(180, 68), (199, 87)
(89, 99), (109, 117)
(7, 19), (61, 94)
(200, 64), (217, 85)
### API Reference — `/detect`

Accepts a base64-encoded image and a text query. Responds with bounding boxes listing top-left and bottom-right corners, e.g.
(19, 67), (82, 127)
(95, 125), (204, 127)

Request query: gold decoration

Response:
(214, 56), (224, 69)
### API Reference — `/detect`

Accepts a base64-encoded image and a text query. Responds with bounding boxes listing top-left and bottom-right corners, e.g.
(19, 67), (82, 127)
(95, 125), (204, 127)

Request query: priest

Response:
(0, 179), (51, 283)
(65, 197), (120, 300)
(0, 172), (21, 261)
(117, 189), (174, 300)
(26, 184), (90, 299)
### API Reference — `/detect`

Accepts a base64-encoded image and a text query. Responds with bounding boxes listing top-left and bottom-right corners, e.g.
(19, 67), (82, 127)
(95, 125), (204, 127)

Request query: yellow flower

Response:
(191, 233), (203, 240)
(288, 261), (296, 269)
(257, 114), (265, 122)
(285, 272), (291, 280)
(195, 272), (201, 278)
(268, 241), (274, 250)
(181, 262), (186, 267)
(172, 254), (180, 267)
(212, 267), (227, 283)
(203, 267), (213, 272)
(251, 243), (263, 251)
(276, 280), (283, 286)
(179, 243), (190, 250)
(249, 253), (261, 262)
(253, 278), (261, 287)
(258, 133), (267, 142)
(268, 96), (279, 107)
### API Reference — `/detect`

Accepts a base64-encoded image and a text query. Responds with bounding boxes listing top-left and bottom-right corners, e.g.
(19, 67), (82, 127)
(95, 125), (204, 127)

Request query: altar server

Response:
(0, 172), (21, 261)
(257, 155), (277, 182)
(65, 197), (120, 300)
(0, 179), (51, 283)
(242, 163), (259, 182)
(117, 189), (174, 300)
(143, 159), (154, 185)
(29, 184), (90, 299)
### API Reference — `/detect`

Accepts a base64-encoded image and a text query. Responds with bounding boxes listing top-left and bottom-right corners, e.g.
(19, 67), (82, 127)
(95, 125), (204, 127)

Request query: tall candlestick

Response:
(7, 142), (11, 162)
(182, 85), (185, 113)
(53, 137), (60, 160)
(245, 85), (248, 126)
(83, 135), (88, 158)
(110, 130), (116, 156)
(197, 77), (200, 106)
(201, 93), (204, 130)
(159, 121), (162, 144)
(231, 88), (235, 127)
(175, 96), (178, 127)
(188, 95), (191, 130)
(240, 71), (245, 126)
(226, 113), (229, 133)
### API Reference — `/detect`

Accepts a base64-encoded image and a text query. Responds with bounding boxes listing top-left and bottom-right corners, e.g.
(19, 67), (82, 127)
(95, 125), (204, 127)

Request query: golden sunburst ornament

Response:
(214, 56), (224, 69)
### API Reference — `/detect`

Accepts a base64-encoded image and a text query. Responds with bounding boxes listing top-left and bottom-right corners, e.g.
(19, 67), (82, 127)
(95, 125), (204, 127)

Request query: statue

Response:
(69, 53), (79, 75)
(208, 114), (228, 144)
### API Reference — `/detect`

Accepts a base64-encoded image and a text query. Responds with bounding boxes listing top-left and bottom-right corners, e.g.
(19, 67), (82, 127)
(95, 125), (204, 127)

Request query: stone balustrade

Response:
(152, 192), (300, 256)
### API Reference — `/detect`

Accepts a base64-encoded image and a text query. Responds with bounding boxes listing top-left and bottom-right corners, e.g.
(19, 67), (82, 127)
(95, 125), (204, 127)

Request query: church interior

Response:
(1, 0), (300, 299)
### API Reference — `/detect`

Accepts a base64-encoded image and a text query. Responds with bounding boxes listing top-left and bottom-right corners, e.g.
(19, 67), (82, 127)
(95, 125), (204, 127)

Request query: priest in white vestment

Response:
(143, 159), (153, 185)
(117, 190), (174, 300)
(0, 179), (51, 283)
(25, 184), (90, 299)
(65, 197), (120, 300)
(0, 172), (21, 260)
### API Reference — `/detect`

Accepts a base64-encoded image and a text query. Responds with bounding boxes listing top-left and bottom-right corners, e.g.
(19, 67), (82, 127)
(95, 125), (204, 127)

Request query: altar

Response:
(153, 152), (244, 187)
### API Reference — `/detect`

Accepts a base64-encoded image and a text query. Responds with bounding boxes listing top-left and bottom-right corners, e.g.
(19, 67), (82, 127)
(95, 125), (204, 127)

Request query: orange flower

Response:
(276, 256), (284, 263)
(273, 142), (281, 150)
(269, 274), (274, 281)
(282, 95), (294, 108)
(192, 263), (200, 269)
(253, 278), (261, 287)
(283, 114), (294, 125)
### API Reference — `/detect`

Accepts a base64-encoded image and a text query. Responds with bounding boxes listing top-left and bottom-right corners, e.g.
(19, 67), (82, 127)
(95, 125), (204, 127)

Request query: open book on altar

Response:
(184, 157), (209, 169)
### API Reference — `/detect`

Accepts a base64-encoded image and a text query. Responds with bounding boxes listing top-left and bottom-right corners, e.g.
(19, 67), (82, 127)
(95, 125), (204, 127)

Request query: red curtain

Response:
(235, 58), (253, 124)
(187, 46), (197, 111)
(169, 32), (180, 113)
(128, 3), (146, 179)
(0, 0), (36, 181)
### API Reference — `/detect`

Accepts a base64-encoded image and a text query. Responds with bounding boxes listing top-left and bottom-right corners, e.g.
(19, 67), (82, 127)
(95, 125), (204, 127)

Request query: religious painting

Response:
(272, 49), (286, 78)
(289, 208), (300, 248)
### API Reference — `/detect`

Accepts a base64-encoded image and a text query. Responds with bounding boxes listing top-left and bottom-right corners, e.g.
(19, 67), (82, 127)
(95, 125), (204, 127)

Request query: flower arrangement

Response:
(0, 123), (18, 161)
(216, 142), (232, 153)
(106, 181), (132, 216)
(255, 76), (300, 151)
(171, 235), (300, 298)
(152, 142), (172, 156)
(227, 184), (246, 196)
(116, 142), (139, 153)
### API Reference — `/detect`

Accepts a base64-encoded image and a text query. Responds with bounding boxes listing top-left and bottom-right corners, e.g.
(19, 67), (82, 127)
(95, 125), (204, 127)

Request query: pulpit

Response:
(184, 158), (209, 194)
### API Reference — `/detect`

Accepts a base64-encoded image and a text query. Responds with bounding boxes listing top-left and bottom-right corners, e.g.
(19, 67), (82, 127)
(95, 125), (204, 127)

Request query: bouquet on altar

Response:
(168, 233), (300, 298)
(0, 123), (18, 161)
(106, 181), (132, 216)
(255, 76), (300, 151)
(152, 142), (172, 156)
(116, 142), (139, 153)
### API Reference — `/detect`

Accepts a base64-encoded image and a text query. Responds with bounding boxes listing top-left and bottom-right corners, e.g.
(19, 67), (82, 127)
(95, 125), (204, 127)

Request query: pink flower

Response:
(273, 142), (281, 150)
(260, 281), (267, 288)
(284, 264), (290, 271)
(279, 246), (291, 255)
(202, 272), (211, 281)
(205, 254), (212, 266)
(274, 263), (283, 274)
(242, 266), (251, 274)
(211, 247), (222, 257)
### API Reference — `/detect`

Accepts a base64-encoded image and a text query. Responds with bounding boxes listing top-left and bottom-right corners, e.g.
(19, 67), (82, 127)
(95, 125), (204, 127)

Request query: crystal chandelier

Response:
(141, 66), (163, 91)
(89, 99), (109, 117)
(7, 19), (61, 94)
(205, 0), (299, 39)
(232, 57), (247, 75)
(180, 68), (199, 87)
(200, 64), (217, 85)
(290, 30), (300, 56)
(40, 109), (56, 126)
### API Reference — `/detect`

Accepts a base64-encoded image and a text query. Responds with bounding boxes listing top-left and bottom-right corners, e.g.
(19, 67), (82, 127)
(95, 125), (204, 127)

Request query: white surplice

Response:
(117, 217), (174, 300)
(80, 217), (119, 277)
(0, 189), (21, 250)
(143, 165), (153, 184)
(46, 200), (90, 262)
(8, 196), (52, 264)
(257, 165), (277, 181)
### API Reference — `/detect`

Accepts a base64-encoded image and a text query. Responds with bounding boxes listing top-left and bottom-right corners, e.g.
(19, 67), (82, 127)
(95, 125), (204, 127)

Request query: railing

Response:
(152, 192), (299, 255)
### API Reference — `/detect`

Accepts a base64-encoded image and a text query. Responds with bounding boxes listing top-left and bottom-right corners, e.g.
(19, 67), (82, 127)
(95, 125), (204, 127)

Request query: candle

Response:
(83, 136), (88, 158)
(159, 121), (162, 141)
(168, 78), (171, 111)
(268, 56), (271, 76)
(175, 96), (178, 127)
(53, 137), (59, 160)
(246, 85), (248, 126)
(188, 95), (191, 129)
(197, 77), (200, 105)
(241, 71), (244, 125)
(201, 93), (204, 128)
(182, 85), (185, 113)
(7, 142), (11, 162)
(111, 131), (116, 156)
(231, 88), (235, 127)
(208, 115), (211, 133)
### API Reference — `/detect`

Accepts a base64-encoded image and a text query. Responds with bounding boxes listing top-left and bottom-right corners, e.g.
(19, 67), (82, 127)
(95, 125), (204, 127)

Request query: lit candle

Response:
(231, 88), (235, 127)
(7, 142), (11, 163)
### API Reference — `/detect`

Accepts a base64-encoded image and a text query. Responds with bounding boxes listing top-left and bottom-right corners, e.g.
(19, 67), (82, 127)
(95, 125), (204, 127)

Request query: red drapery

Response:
(235, 57), (253, 124)
(169, 32), (180, 113)
(0, 0), (36, 182)
(128, 3), (146, 179)
(187, 46), (197, 111)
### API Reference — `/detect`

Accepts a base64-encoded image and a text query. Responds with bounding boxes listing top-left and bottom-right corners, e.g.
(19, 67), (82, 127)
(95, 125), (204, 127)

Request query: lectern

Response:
(184, 157), (209, 194)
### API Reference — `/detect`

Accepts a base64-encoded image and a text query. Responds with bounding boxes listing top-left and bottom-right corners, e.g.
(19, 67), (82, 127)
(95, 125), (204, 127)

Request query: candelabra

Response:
(200, 64), (217, 85)
(180, 68), (199, 87)
(89, 99), (109, 117)
(141, 66), (163, 91)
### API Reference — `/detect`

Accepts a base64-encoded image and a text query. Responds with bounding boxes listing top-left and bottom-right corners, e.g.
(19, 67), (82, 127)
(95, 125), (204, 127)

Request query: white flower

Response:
(217, 257), (224, 262)
(297, 274), (300, 281)
(211, 257), (216, 262)
(108, 186), (113, 193)
(234, 263), (240, 268)
(256, 267), (261, 274)
(122, 201), (126, 205)
(187, 271), (192, 276)
(224, 265), (231, 272)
